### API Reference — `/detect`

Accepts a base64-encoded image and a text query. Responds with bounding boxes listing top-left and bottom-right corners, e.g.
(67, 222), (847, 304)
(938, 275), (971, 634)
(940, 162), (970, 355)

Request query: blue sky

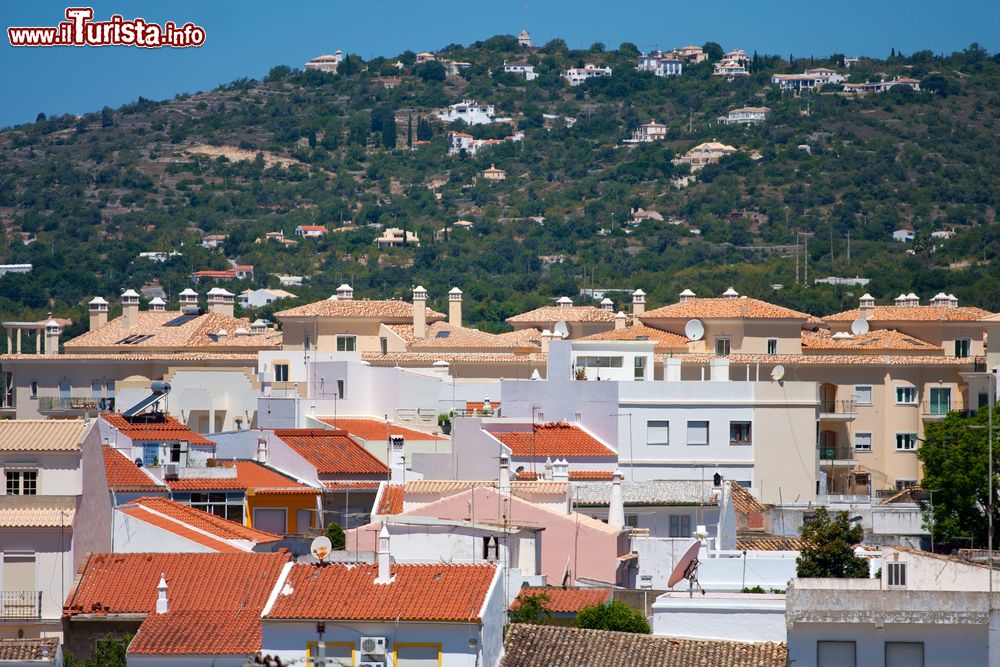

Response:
(1, 0), (997, 128)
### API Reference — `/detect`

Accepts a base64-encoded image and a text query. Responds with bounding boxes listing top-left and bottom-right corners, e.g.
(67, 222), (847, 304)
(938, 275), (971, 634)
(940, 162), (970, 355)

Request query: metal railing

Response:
(820, 399), (857, 414)
(818, 445), (855, 461)
(38, 396), (114, 412)
(921, 399), (952, 416)
(0, 591), (42, 619)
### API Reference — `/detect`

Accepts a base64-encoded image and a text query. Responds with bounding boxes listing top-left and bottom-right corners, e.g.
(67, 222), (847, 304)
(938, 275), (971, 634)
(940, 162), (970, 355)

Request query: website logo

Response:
(8, 7), (206, 48)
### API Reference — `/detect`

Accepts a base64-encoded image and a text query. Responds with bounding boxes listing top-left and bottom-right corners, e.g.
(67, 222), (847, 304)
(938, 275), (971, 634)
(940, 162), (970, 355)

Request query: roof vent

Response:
(894, 293), (908, 306)
(336, 283), (354, 301)
(947, 294), (958, 308)
(600, 297), (614, 311)
(148, 297), (166, 312)
(250, 319), (268, 334)
(859, 293), (875, 309)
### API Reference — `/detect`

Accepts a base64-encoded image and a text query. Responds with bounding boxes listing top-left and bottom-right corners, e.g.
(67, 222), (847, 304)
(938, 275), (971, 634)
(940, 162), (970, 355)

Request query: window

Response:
(928, 387), (951, 415)
(766, 338), (778, 355)
(3, 554), (36, 593)
(274, 363), (289, 382)
(886, 562), (907, 588)
(396, 643), (442, 667)
(575, 356), (624, 368)
(181, 492), (244, 523)
(817, 641), (856, 667)
(854, 433), (873, 452)
(714, 337), (731, 356)
(895, 479), (918, 491)
(634, 356), (646, 381)
(336, 379), (345, 400)
(686, 420), (709, 446)
(305, 642), (353, 667)
(296, 509), (314, 533)
(954, 338), (971, 358)
(253, 508), (287, 534)
(5, 470), (37, 495)
(669, 514), (691, 538)
(854, 385), (873, 406)
(168, 443), (183, 464)
(336, 335), (357, 352)
(142, 444), (158, 467)
(729, 421), (752, 446)
(895, 433), (918, 451)
(59, 381), (71, 399)
(105, 382), (115, 399)
(1, 372), (12, 408)
(885, 642), (923, 667)
(895, 386), (917, 405)
(625, 514), (639, 528)
(29, 381), (38, 400)
(380, 336), (388, 355)
(91, 382), (103, 399)
(646, 420), (669, 446)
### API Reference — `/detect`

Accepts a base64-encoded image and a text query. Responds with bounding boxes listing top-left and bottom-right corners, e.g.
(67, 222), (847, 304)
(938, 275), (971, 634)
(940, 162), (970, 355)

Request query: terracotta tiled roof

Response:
(64, 551), (291, 617)
(402, 480), (569, 497)
(129, 608), (261, 656)
(736, 536), (805, 551)
(667, 352), (976, 367)
(101, 413), (214, 445)
(264, 562), (498, 622)
(0, 637), (59, 661)
(363, 352), (544, 365)
(507, 305), (616, 324)
(494, 328), (543, 347)
(0, 496), (76, 527)
(386, 322), (519, 350)
(103, 446), (166, 491)
(121, 496), (280, 545)
(165, 460), (318, 493)
(824, 305), (992, 322)
(0, 352), (260, 361)
(491, 423), (615, 458)
(802, 329), (941, 353)
(569, 470), (615, 481)
(730, 482), (767, 514)
(465, 401), (501, 413)
(510, 587), (611, 613)
(514, 470), (539, 480)
(64, 311), (281, 352)
(322, 481), (382, 491)
(573, 480), (719, 507)
(579, 324), (688, 351)
(376, 484), (405, 514)
(641, 297), (811, 321)
(273, 429), (390, 475)
(501, 625), (787, 667)
(275, 298), (445, 321)
(0, 419), (89, 451)
(319, 418), (445, 441)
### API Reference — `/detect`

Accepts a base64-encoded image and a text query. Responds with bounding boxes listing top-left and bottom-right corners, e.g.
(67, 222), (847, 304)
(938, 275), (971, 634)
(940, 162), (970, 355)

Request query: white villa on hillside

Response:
(375, 228), (420, 248)
(438, 100), (508, 126)
(624, 121), (669, 143)
(448, 130), (524, 156)
(843, 77), (921, 94)
(712, 60), (749, 79)
(772, 68), (846, 92)
(636, 53), (683, 77)
(304, 51), (342, 73)
(563, 64), (612, 86)
(674, 142), (738, 170)
(503, 61), (538, 80)
(719, 107), (770, 125)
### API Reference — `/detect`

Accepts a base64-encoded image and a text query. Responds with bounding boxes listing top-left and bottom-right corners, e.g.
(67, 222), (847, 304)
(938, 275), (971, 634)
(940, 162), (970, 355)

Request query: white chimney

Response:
(179, 288), (199, 313)
(665, 357), (682, 382)
(539, 329), (555, 353)
(449, 287), (463, 327)
(544, 456), (553, 481)
(121, 289), (140, 330)
(551, 457), (569, 481)
(251, 319), (268, 334)
(412, 286), (428, 339)
(148, 297), (166, 312)
(608, 470), (625, 530)
(894, 293), (908, 306)
(256, 432), (268, 463)
(906, 292), (919, 306)
(155, 573), (168, 614)
(679, 288), (696, 303)
(499, 453), (512, 496)
(88, 297), (109, 331)
(614, 311), (627, 330)
(375, 525), (392, 583)
(336, 283), (354, 301)
(859, 293), (875, 318)
(556, 296), (573, 308)
(600, 297), (614, 312)
(206, 288), (235, 317)
(947, 294), (958, 308)
(44, 318), (62, 355)
(632, 289), (646, 317)
(722, 287), (740, 299)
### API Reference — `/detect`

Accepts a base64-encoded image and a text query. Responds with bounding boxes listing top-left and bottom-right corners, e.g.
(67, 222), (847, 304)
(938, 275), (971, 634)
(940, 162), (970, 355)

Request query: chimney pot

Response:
(376, 525), (392, 583)
(206, 288), (235, 317)
(614, 311), (627, 330)
(632, 289), (646, 317)
(608, 469), (625, 530)
(412, 286), (428, 339)
(336, 283), (354, 300)
(155, 573), (168, 614)
(448, 287), (463, 327)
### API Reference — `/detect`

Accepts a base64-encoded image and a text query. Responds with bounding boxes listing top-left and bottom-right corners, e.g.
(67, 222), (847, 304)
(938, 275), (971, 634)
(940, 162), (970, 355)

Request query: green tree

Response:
(65, 635), (130, 667)
(575, 600), (650, 634)
(337, 53), (360, 76)
(702, 42), (724, 61)
(796, 508), (869, 578)
(509, 592), (553, 625)
(100, 106), (114, 128)
(325, 522), (346, 550)
(918, 407), (999, 549)
(415, 61), (446, 81)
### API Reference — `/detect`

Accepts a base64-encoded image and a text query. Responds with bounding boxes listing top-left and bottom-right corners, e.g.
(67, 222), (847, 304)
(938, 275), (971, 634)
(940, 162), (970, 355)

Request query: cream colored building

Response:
(674, 142), (739, 170)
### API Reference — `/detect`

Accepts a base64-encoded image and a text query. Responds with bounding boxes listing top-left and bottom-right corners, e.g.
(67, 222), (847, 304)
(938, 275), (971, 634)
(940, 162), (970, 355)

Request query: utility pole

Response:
(795, 230), (800, 285)
(803, 233), (810, 286)
(846, 231), (851, 267)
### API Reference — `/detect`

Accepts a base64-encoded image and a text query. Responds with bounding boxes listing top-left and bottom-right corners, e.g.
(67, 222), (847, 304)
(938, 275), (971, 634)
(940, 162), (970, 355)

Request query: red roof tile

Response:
(264, 562), (497, 622)
(101, 413), (214, 445)
(319, 418), (445, 441)
(274, 429), (390, 475)
(510, 587), (612, 613)
(103, 446), (165, 491)
(64, 551), (291, 617)
(492, 423), (615, 458)
(121, 496), (281, 546)
(129, 608), (261, 656)
(377, 484), (404, 515)
(165, 460), (318, 493)
(323, 481), (382, 491)
(569, 470), (615, 481)
(824, 305), (992, 322)
(641, 297), (810, 321)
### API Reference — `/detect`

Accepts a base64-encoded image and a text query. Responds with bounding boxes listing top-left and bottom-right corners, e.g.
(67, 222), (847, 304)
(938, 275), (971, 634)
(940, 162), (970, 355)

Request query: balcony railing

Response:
(37, 396), (114, 412)
(0, 591), (42, 619)
(819, 445), (855, 461)
(921, 399), (953, 417)
(820, 399), (857, 415)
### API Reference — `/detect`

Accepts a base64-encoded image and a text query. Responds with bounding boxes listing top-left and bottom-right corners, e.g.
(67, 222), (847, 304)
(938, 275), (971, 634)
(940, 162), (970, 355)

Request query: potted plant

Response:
(575, 367), (587, 381)
(438, 413), (452, 435)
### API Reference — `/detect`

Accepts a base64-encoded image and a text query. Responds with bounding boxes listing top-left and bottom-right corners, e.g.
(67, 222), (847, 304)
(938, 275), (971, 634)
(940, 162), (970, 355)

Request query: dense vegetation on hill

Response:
(1, 37), (998, 338)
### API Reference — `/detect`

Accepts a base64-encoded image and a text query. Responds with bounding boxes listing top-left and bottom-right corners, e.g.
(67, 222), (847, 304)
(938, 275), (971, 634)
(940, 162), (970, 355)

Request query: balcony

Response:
(37, 395), (114, 414)
(921, 399), (952, 422)
(819, 399), (857, 421)
(0, 591), (41, 619)
(818, 444), (857, 464)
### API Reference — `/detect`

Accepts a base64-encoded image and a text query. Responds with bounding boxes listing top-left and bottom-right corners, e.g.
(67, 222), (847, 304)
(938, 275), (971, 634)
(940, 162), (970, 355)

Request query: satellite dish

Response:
(667, 541), (705, 596)
(553, 321), (570, 338)
(310, 535), (332, 563)
(850, 318), (869, 335)
(684, 319), (705, 341)
(771, 365), (785, 382)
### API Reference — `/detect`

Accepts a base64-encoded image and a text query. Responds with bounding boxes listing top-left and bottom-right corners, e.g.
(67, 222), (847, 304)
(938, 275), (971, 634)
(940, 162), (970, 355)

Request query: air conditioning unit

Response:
(163, 463), (179, 480)
(359, 637), (387, 656)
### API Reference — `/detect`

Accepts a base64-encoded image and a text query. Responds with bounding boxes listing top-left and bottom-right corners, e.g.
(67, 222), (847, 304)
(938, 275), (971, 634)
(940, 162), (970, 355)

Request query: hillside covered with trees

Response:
(1, 37), (998, 337)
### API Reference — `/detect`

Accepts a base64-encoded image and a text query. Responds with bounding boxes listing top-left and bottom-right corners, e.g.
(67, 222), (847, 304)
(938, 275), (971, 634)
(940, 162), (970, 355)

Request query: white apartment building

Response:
(438, 100), (507, 126)
(636, 53), (683, 77)
(503, 61), (537, 80)
(719, 107), (770, 125)
(563, 64), (612, 86)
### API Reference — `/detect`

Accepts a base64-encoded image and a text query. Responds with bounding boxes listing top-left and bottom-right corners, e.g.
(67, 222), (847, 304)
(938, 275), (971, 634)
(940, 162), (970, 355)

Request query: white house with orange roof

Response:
(720, 106), (770, 125)
(562, 63), (612, 86)
(712, 59), (749, 79)
(772, 68), (846, 92)
(674, 142), (739, 170)
(636, 52), (683, 77)
(304, 51), (342, 73)
(624, 121), (669, 143)
(438, 100), (509, 126)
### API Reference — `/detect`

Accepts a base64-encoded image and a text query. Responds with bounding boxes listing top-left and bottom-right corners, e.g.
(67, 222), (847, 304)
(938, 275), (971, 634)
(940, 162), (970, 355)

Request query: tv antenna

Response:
(667, 541), (705, 597)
